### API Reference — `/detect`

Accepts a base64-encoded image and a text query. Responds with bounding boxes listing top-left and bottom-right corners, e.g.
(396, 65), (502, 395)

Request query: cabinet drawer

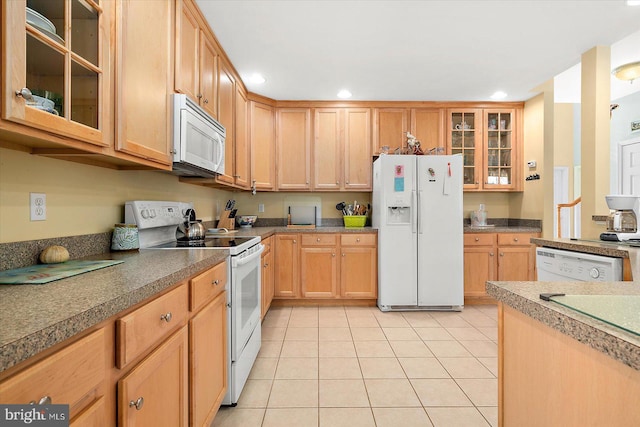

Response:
(190, 260), (228, 312)
(301, 233), (337, 246)
(464, 233), (496, 246)
(0, 329), (106, 419)
(341, 233), (376, 246)
(498, 233), (537, 246)
(117, 283), (188, 369)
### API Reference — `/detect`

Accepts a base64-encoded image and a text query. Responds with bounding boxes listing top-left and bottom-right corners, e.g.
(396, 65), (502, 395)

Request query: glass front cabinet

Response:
(3, 0), (112, 147)
(447, 108), (520, 192)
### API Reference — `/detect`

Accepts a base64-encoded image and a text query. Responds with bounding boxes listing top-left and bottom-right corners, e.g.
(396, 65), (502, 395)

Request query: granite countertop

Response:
(0, 249), (228, 373)
(463, 226), (541, 233)
(486, 280), (640, 371)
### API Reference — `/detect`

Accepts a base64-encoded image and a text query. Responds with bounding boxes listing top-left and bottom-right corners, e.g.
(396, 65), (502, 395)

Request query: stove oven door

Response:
(231, 244), (265, 360)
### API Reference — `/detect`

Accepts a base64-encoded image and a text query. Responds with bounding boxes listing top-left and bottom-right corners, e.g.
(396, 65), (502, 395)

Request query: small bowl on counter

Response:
(236, 215), (258, 228)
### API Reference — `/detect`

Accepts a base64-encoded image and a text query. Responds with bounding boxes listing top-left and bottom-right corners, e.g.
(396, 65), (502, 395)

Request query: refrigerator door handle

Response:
(411, 190), (417, 234)
(418, 190), (423, 234)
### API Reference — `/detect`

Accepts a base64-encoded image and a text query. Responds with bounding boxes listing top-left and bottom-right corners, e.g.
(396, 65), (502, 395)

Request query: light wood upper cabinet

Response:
(313, 108), (342, 190)
(215, 59), (236, 185)
(373, 108), (408, 155)
(313, 108), (372, 191)
(234, 86), (251, 189)
(2, 0), (112, 147)
(175, 0), (217, 118)
(277, 108), (311, 190)
(411, 108), (445, 153)
(115, 0), (174, 165)
(447, 108), (522, 192)
(344, 108), (372, 190)
(250, 101), (276, 190)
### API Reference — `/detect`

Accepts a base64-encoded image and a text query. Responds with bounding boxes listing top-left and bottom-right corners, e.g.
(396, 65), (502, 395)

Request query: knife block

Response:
(217, 210), (235, 230)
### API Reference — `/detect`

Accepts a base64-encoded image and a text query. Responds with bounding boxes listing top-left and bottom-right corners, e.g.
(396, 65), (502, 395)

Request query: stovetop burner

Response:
(176, 240), (207, 247)
(145, 236), (260, 255)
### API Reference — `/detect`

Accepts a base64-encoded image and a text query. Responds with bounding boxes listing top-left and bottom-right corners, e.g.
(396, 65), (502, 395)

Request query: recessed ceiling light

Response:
(490, 91), (507, 100)
(626, 1), (640, 6)
(337, 89), (352, 99)
(248, 73), (266, 84)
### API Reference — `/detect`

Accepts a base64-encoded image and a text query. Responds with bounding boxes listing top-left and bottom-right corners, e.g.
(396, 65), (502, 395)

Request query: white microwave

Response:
(172, 93), (225, 177)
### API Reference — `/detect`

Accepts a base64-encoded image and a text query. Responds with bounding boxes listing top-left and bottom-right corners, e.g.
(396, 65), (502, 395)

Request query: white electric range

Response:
(124, 200), (263, 406)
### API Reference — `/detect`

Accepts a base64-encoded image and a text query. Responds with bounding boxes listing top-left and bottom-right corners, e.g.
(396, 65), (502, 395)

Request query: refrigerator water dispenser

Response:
(387, 206), (411, 224)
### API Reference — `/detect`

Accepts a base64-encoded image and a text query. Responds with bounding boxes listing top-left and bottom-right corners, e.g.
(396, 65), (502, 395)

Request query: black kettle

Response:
(176, 208), (206, 242)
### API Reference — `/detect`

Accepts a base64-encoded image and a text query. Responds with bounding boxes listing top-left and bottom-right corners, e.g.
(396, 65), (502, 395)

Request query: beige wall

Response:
(0, 148), (230, 243)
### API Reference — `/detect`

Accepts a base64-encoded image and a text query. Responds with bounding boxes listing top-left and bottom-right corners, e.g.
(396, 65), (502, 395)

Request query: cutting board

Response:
(0, 260), (124, 284)
(289, 205), (317, 225)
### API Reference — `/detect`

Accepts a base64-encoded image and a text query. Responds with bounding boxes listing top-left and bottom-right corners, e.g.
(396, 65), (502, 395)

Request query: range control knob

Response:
(141, 209), (150, 219)
(589, 267), (600, 279)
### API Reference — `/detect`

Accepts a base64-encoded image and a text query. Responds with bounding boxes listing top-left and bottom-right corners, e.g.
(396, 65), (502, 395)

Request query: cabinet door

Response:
(498, 247), (534, 281)
(447, 109), (482, 190)
(174, 0), (199, 102)
(411, 108), (444, 153)
(463, 247), (495, 297)
(3, 0), (112, 146)
(274, 234), (299, 298)
(300, 247), (338, 298)
(115, 0), (173, 165)
(234, 86), (250, 189)
(340, 247), (377, 298)
(261, 243), (274, 319)
(277, 108), (311, 190)
(313, 108), (342, 190)
(373, 108), (408, 155)
(484, 109), (517, 190)
(250, 102), (276, 190)
(216, 59), (236, 185)
(199, 33), (218, 119)
(344, 108), (372, 190)
(189, 292), (227, 427)
(118, 327), (188, 427)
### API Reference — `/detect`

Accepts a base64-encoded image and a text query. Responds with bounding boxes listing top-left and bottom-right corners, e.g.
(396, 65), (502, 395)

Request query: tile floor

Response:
(212, 305), (498, 427)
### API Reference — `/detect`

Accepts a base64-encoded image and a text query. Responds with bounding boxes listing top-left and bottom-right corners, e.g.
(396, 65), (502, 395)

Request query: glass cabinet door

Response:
(3, 0), (111, 146)
(484, 110), (515, 189)
(447, 109), (482, 190)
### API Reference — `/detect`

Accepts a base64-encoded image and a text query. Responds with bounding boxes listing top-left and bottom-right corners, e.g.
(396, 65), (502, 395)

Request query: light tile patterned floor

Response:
(212, 305), (498, 427)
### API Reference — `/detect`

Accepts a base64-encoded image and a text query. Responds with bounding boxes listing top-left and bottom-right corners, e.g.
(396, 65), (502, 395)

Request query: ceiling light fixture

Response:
(490, 91), (507, 100)
(337, 89), (352, 99)
(249, 73), (266, 84)
(611, 61), (640, 83)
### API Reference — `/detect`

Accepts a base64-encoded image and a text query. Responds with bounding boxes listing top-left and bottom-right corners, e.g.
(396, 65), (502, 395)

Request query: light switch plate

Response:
(30, 193), (46, 221)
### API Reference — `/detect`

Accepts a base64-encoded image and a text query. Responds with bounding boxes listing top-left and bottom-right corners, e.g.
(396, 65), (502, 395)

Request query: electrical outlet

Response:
(258, 203), (265, 213)
(30, 193), (46, 221)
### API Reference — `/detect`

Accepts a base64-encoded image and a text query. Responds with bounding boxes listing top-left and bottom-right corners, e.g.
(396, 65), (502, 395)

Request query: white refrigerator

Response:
(372, 154), (463, 311)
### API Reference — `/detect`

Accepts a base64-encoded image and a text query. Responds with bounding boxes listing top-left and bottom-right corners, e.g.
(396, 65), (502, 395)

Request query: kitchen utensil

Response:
(336, 202), (346, 211)
(176, 208), (206, 242)
(229, 209), (237, 218)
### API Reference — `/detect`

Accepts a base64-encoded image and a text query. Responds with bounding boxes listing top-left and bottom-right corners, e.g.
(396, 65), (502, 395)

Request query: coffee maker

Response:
(600, 195), (640, 241)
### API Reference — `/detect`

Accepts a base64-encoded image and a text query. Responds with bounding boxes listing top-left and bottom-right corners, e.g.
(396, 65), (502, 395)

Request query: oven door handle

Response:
(232, 244), (265, 267)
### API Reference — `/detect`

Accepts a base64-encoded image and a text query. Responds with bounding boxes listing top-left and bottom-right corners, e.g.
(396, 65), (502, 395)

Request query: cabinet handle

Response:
(490, 252), (494, 257)
(203, 99), (209, 104)
(197, 93), (203, 99)
(212, 279), (220, 286)
(233, 175), (241, 178)
(336, 181), (340, 185)
(500, 253), (504, 257)
(15, 87), (34, 100)
(474, 237), (480, 241)
(317, 238), (321, 242)
(346, 181), (350, 184)
(30, 396), (52, 405)
(332, 253), (336, 257)
(160, 312), (172, 323)
(306, 181), (309, 184)
(356, 238), (360, 242)
(513, 237), (519, 242)
(129, 397), (144, 410)
(342, 253), (345, 257)
(293, 240), (296, 244)
(264, 263), (269, 268)
(476, 181), (479, 185)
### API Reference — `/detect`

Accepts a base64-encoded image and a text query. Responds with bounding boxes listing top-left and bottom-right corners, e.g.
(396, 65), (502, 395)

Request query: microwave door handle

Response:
(215, 135), (223, 169)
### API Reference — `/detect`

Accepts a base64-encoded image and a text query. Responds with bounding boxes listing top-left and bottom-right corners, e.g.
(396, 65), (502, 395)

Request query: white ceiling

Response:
(196, 0), (640, 102)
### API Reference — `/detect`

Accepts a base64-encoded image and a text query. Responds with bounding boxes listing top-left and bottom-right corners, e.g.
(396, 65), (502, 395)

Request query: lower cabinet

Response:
(463, 232), (538, 300)
(276, 232), (378, 301)
(274, 234), (300, 298)
(189, 292), (227, 427)
(261, 236), (275, 318)
(118, 327), (189, 426)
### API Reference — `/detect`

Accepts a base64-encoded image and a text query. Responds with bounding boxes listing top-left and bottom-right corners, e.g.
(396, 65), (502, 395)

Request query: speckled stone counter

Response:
(0, 249), (228, 373)
(464, 226), (541, 233)
(486, 280), (640, 370)
(532, 237), (640, 281)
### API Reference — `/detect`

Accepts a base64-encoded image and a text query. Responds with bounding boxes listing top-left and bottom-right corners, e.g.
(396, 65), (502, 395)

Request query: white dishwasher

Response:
(536, 247), (623, 282)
